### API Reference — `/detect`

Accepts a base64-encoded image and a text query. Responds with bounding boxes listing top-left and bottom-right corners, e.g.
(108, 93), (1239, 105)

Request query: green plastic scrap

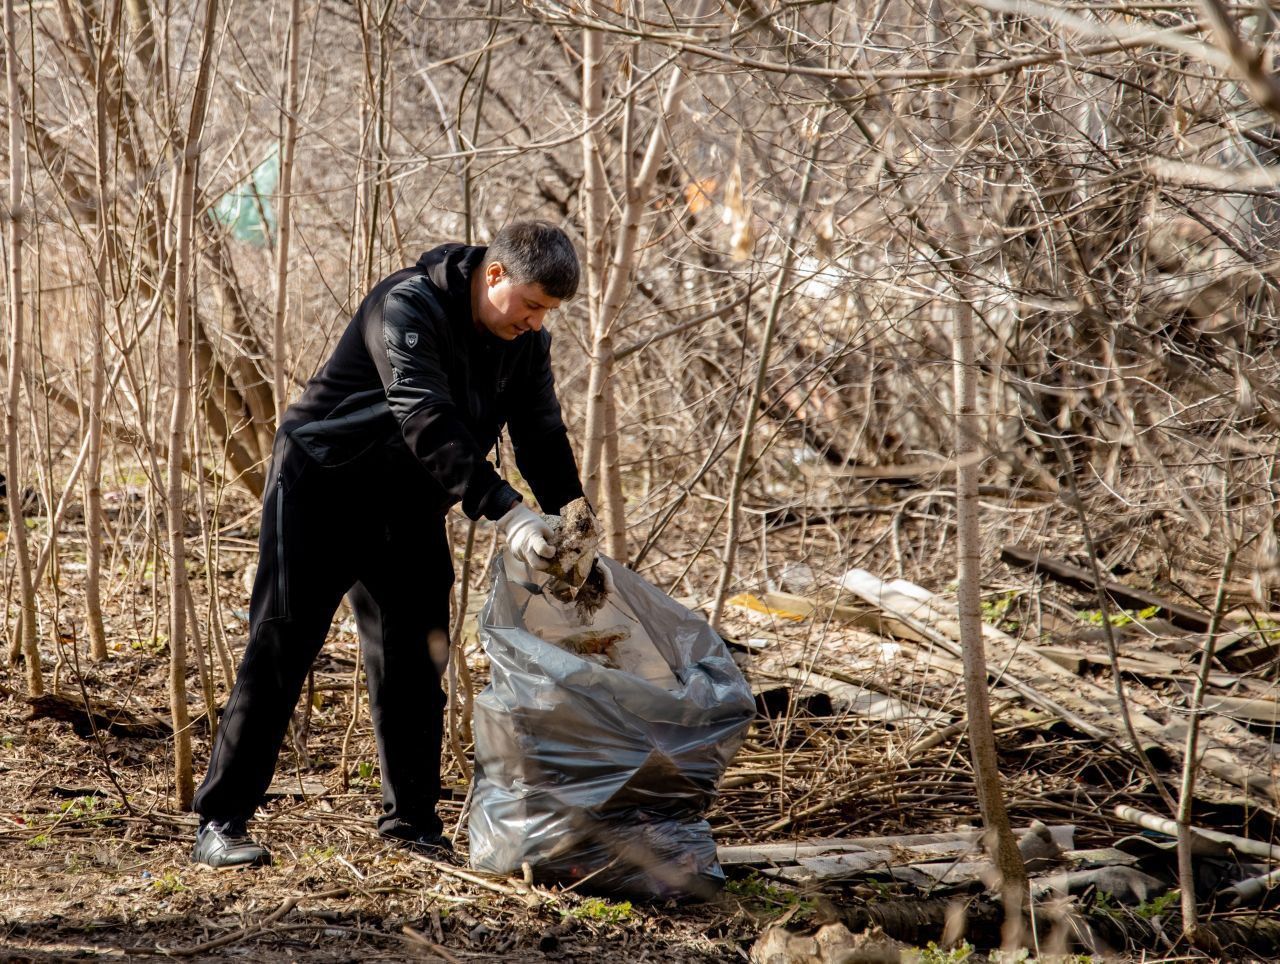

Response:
(210, 148), (279, 245)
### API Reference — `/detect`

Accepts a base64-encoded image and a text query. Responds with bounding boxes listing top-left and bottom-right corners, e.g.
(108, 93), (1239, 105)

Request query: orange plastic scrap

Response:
(726, 593), (809, 622)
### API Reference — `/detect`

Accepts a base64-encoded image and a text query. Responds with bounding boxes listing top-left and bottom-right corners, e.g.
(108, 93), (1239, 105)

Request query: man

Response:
(192, 220), (592, 868)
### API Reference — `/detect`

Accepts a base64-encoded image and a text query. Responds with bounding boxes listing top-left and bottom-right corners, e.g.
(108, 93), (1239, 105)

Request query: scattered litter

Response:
(728, 593), (809, 621)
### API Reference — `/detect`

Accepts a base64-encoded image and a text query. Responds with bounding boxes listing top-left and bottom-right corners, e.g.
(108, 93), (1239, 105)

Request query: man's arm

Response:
(507, 331), (586, 516)
(369, 280), (522, 520)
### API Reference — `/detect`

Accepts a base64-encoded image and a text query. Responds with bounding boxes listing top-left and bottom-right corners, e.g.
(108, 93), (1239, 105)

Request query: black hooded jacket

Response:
(280, 244), (584, 521)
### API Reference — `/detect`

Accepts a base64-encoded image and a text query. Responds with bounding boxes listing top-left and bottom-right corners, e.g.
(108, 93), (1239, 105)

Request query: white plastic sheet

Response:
(468, 553), (754, 899)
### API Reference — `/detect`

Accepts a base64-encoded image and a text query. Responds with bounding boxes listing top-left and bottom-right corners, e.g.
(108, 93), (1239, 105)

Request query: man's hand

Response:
(498, 504), (555, 571)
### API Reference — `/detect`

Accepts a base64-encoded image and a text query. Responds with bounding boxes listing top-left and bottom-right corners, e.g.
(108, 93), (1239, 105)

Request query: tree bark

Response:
(579, 12), (696, 559)
(166, 0), (221, 811)
(4, 0), (43, 694)
(123, 0), (159, 74)
(953, 294), (1028, 937)
(85, 0), (124, 662)
(272, 0), (302, 423)
(1177, 541), (1236, 940)
(579, 14), (607, 510)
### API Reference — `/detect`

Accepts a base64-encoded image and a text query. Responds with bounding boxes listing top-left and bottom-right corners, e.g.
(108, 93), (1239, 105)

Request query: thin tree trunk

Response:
(190, 392), (236, 690)
(602, 388), (626, 555)
(953, 295), (1028, 940)
(1177, 538), (1237, 940)
(166, 0), (221, 811)
(710, 135), (820, 630)
(272, 0), (301, 423)
(579, 24), (694, 558)
(4, 0), (42, 694)
(85, 0), (124, 662)
(579, 18), (608, 503)
(123, 0), (159, 73)
(447, 521), (475, 784)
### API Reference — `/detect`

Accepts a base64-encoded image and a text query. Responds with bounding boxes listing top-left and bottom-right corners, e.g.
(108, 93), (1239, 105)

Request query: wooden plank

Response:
(721, 841), (878, 867)
(765, 862), (938, 888)
(717, 826), (1074, 867)
(774, 666), (952, 724)
(840, 569), (1280, 810)
(1063, 847), (1139, 867)
(1000, 544), (1211, 631)
(1201, 694), (1280, 724)
(1035, 645), (1241, 687)
(793, 852), (891, 877)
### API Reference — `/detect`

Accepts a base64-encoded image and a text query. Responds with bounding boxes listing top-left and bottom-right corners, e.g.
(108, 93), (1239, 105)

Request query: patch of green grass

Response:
(129, 634), (168, 656)
(862, 878), (898, 901)
(726, 873), (789, 902)
(1089, 890), (1122, 921)
(1251, 617), (1280, 642)
(60, 795), (104, 820)
(563, 897), (634, 924)
(1076, 604), (1159, 628)
(27, 833), (50, 848)
(150, 871), (186, 896)
(980, 591), (1019, 629)
(920, 940), (973, 964)
(725, 872), (817, 920)
(1135, 890), (1178, 919)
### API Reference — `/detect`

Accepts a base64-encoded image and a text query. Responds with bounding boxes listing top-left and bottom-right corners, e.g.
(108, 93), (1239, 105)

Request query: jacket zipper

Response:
(493, 348), (511, 473)
(275, 476), (289, 618)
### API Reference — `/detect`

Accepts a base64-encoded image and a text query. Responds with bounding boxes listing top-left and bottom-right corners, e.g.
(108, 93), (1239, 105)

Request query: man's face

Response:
(475, 261), (561, 340)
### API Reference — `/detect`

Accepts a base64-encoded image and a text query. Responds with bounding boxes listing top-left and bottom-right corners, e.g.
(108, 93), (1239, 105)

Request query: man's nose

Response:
(527, 311), (545, 332)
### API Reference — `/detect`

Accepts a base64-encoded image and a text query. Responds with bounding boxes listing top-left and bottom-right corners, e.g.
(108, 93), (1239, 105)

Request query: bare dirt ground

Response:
(2, 499), (1277, 961)
(0, 629), (752, 962)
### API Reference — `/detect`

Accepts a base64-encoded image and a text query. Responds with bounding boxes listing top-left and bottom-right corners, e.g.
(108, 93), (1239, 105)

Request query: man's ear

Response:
(485, 261), (505, 286)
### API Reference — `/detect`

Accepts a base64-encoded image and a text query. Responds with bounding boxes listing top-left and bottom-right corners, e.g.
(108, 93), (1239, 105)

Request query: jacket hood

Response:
(416, 244), (486, 311)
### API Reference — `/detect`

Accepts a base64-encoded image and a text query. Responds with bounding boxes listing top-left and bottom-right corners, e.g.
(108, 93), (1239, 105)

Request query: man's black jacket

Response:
(281, 244), (584, 520)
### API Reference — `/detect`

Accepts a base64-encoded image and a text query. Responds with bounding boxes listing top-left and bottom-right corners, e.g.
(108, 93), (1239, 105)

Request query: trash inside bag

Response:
(469, 551), (755, 900)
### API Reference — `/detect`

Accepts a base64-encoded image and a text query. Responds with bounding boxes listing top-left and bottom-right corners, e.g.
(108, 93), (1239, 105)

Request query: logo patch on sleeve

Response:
(406, 332), (419, 349)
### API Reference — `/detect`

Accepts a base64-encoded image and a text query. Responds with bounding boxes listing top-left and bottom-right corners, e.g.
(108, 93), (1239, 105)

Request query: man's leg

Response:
(192, 440), (355, 860)
(350, 509), (453, 843)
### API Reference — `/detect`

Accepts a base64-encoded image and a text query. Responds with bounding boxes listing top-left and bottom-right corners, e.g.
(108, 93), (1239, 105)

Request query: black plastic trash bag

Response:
(468, 553), (755, 900)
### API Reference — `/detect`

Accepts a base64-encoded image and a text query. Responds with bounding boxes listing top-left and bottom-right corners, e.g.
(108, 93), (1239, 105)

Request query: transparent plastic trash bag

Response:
(468, 552), (754, 900)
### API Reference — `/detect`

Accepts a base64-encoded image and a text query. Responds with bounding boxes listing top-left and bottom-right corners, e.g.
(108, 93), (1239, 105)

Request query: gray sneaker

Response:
(192, 819), (271, 868)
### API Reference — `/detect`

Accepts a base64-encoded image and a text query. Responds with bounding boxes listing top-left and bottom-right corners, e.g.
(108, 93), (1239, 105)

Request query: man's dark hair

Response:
(485, 220), (580, 300)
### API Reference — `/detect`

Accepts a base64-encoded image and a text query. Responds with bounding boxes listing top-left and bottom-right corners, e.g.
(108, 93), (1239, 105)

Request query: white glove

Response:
(595, 560), (615, 596)
(498, 504), (555, 571)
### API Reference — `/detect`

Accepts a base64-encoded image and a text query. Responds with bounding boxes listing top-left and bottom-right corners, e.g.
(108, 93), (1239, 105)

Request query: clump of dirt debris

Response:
(541, 497), (611, 621)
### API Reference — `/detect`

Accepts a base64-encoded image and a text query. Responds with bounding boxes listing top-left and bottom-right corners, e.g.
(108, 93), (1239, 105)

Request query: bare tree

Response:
(3, 0), (42, 695)
(272, 0), (303, 423)
(952, 293), (1028, 934)
(165, 0), (222, 810)
(84, 0), (122, 663)
(578, 1), (703, 559)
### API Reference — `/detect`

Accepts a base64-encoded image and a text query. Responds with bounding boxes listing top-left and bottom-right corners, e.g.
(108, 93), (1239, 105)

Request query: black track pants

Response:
(193, 434), (454, 837)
